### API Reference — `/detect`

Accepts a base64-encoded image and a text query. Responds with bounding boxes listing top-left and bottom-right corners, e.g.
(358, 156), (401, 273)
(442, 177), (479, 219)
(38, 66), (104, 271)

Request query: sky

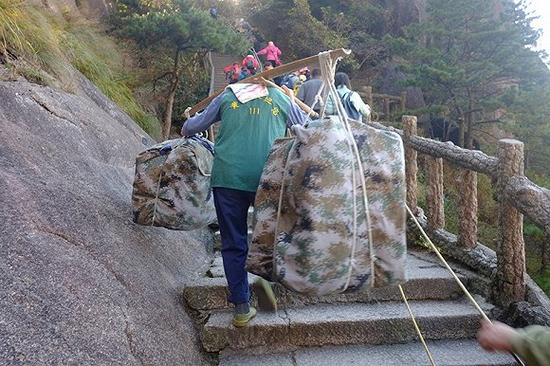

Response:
(526, 0), (550, 54)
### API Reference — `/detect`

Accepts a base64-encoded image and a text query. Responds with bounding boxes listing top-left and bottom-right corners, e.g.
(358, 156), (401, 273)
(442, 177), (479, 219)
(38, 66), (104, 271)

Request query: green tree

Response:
(501, 81), (550, 174)
(285, 0), (347, 60)
(113, 0), (249, 138)
(309, 0), (428, 74)
(388, 0), (547, 148)
(249, 0), (347, 62)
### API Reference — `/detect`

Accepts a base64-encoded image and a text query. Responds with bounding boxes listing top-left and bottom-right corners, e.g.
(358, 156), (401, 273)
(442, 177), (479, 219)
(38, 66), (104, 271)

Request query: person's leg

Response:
(213, 187), (256, 306)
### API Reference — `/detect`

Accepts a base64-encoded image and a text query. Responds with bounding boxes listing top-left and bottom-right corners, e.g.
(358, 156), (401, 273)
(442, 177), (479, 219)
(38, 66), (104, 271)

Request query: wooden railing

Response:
(374, 115), (550, 306)
(358, 86), (406, 121)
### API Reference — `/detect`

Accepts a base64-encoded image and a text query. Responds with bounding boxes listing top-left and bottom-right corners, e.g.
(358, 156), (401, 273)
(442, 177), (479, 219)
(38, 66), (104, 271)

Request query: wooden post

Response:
(426, 156), (445, 230)
(495, 139), (526, 305)
(400, 91), (407, 113)
(384, 97), (391, 120)
(457, 169), (478, 248)
(403, 116), (418, 214)
(364, 86), (373, 107)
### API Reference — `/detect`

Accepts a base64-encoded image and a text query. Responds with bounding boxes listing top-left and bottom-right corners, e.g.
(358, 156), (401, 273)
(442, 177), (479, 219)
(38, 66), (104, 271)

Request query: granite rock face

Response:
(499, 301), (550, 328)
(0, 75), (213, 365)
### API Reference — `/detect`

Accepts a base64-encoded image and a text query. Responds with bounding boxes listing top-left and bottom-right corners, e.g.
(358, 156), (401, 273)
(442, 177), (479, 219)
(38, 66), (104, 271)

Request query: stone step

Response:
(183, 252), (468, 311)
(218, 339), (515, 366)
(201, 299), (490, 352)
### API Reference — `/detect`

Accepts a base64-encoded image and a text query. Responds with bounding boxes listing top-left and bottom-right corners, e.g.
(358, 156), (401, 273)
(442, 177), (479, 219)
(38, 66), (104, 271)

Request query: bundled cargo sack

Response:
(248, 137), (293, 280)
(132, 136), (216, 230)
(247, 117), (406, 295)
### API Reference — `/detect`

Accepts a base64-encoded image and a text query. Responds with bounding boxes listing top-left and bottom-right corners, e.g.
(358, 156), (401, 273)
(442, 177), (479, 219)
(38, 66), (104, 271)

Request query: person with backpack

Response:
(326, 72), (371, 122)
(224, 63), (241, 84)
(241, 51), (259, 75)
(256, 41), (282, 67)
(181, 83), (309, 327)
(209, 6), (218, 19)
(238, 66), (250, 81)
(278, 72), (299, 89)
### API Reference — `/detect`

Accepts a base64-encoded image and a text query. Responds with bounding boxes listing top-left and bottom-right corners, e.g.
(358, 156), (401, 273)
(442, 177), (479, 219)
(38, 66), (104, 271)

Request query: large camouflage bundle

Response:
(247, 117), (406, 296)
(132, 136), (216, 231)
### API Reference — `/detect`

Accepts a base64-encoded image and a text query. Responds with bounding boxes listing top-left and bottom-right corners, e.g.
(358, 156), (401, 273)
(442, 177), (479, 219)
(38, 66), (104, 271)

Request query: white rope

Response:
(317, 51), (376, 290)
(151, 171), (163, 227)
(406, 206), (526, 365)
(399, 285), (437, 366)
(272, 139), (297, 278)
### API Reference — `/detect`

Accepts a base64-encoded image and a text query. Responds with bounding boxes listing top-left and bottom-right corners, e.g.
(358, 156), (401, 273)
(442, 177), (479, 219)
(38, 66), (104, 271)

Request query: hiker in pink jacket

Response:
(257, 41), (282, 67)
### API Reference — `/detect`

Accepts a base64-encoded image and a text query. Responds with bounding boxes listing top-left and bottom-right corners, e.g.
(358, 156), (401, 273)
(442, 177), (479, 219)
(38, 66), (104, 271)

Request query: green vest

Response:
(212, 87), (290, 192)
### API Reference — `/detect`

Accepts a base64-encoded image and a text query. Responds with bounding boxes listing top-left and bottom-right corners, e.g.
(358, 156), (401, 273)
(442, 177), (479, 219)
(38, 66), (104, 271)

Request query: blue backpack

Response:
(341, 92), (362, 120)
(280, 74), (298, 89)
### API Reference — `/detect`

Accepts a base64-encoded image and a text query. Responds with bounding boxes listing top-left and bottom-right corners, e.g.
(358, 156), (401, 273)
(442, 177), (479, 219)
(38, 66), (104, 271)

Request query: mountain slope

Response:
(0, 70), (212, 365)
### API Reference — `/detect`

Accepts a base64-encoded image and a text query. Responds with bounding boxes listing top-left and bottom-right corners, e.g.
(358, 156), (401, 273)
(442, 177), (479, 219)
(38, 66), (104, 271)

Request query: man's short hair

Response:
(334, 72), (352, 89)
(311, 68), (321, 78)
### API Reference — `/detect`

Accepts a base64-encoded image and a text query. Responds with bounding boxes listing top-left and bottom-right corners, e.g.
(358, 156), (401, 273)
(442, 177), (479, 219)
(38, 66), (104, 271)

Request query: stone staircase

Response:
(188, 53), (525, 366)
(209, 53), (241, 93)
(183, 245), (517, 365)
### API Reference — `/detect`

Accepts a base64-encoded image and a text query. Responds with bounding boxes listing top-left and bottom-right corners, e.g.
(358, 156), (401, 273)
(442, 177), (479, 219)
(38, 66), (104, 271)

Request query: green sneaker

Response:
(232, 306), (257, 328)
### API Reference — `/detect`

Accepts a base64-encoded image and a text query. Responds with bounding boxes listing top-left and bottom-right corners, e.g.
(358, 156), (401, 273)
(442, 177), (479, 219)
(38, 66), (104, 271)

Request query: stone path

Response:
(196, 59), (516, 366)
(210, 53), (240, 92)
(183, 249), (516, 365)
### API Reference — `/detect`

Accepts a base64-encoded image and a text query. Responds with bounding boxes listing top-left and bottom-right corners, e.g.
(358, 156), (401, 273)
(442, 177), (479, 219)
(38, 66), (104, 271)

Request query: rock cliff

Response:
(0, 71), (213, 365)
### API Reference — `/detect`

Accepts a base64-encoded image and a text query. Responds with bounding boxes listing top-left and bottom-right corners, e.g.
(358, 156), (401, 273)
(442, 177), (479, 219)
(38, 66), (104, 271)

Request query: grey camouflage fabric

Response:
(132, 137), (216, 231)
(247, 116), (406, 295)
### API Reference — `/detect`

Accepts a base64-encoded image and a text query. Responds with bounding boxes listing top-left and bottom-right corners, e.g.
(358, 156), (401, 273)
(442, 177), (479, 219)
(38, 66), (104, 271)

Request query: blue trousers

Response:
(213, 187), (256, 305)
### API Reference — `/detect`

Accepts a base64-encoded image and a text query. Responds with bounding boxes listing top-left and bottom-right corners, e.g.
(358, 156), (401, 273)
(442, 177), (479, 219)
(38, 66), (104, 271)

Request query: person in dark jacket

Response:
(297, 68), (323, 114)
(209, 6), (217, 19)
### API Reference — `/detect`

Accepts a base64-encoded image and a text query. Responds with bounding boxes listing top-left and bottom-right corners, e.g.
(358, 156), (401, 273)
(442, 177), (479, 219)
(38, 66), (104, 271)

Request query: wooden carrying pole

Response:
(259, 78), (319, 119)
(186, 48), (352, 117)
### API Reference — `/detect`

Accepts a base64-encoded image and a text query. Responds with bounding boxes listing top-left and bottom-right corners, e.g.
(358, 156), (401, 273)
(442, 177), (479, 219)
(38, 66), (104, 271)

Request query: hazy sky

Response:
(526, 0), (550, 53)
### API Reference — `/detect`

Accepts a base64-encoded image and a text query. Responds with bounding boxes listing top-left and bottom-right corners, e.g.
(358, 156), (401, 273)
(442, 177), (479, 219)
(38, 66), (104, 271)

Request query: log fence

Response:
(380, 116), (550, 306)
